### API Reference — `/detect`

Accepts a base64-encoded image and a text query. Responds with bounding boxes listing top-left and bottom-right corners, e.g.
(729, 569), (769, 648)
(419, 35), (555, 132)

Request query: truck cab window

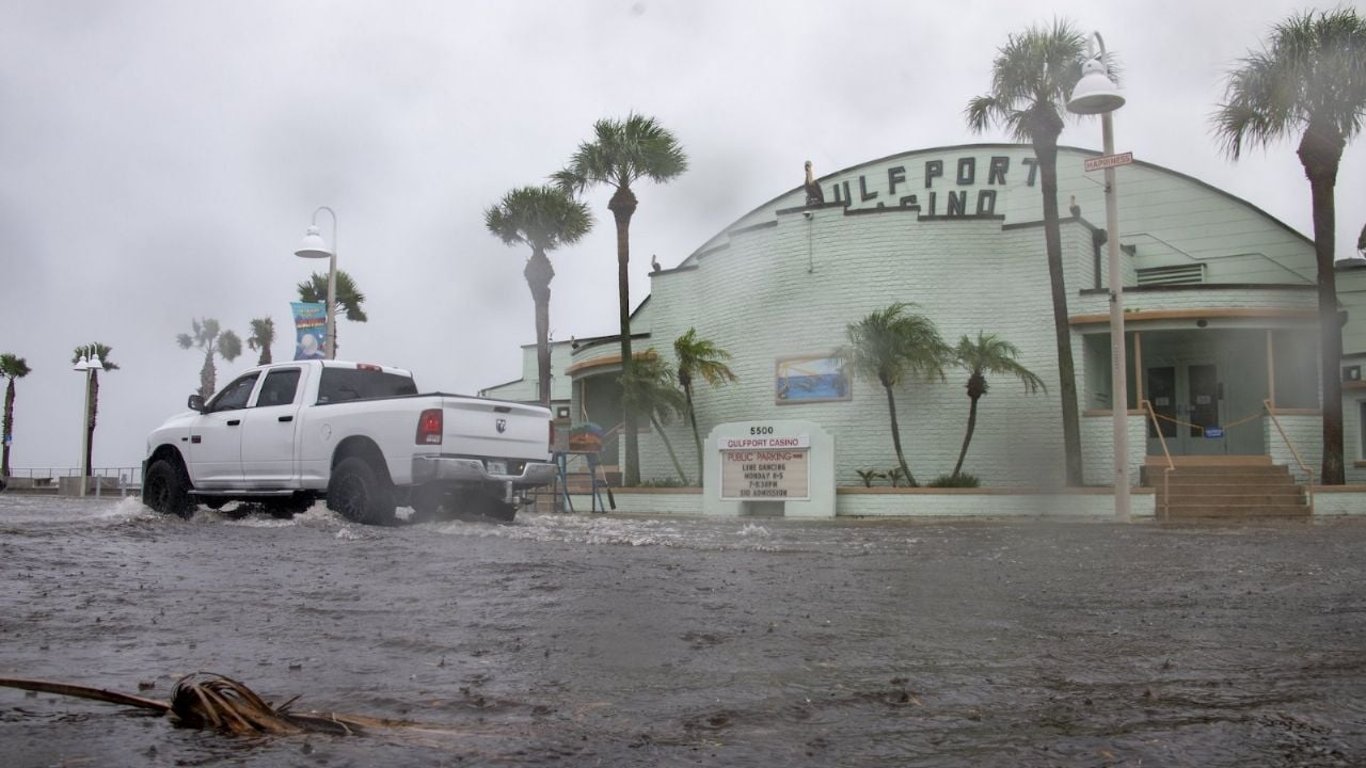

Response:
(207, 373), (261, 412)
(317, 368), (417, 404)
(255, 368), (301, 407)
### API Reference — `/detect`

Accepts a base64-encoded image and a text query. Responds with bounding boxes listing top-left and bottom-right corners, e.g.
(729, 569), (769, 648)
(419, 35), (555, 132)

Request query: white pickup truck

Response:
(142, 360), (555, 524)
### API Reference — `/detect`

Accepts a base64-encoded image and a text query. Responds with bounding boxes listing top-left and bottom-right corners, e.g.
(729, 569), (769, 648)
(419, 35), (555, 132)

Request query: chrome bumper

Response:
(411, 456), (557, 488)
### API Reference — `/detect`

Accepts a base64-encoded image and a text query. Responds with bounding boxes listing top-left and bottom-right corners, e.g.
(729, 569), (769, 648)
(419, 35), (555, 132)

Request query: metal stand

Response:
(553, 451), (608, 513)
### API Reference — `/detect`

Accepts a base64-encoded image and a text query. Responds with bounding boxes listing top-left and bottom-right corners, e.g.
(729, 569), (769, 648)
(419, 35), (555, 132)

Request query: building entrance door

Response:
(1146, 361), (1225, 455)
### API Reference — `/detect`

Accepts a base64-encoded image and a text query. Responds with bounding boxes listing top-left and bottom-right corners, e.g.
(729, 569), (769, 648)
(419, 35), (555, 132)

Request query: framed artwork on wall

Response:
(775, 355), (850, 404)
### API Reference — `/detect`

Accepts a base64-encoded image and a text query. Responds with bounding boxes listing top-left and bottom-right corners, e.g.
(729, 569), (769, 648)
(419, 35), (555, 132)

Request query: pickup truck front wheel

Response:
(144, 458), (194, 519)
(327, 457), (397, 526)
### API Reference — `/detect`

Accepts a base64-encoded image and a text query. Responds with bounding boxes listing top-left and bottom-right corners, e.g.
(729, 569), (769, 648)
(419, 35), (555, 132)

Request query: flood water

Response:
(1, 495), (1364, 767)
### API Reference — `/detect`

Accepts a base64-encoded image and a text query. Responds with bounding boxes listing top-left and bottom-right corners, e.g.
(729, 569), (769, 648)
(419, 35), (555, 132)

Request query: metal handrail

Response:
(1140, 400), (1175, 519)
(1263, 400), (1315, 513)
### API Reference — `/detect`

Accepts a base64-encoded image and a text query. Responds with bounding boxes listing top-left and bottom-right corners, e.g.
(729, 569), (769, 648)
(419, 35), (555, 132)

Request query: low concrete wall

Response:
(837, 487), (1156, 519)
(1311, 486), (1366, 516)
(570, 486), (1157, 519)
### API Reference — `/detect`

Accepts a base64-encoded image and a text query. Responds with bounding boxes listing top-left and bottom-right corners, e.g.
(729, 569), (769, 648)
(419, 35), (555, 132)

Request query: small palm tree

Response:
(966, 19), (1096, 486)
(554, 113), (688, 486)
(297, 270), (367, 358)
(1, 353), (32, 478)
(950, 332), (1046, 480)
(71, 343), (119, 478)
(619, 352), (690, 485)
(247, 317), (275, 366)
(1213, 8), (1366, 485)
(838, 303), (950, 487)
(673, 328), (737, 479)
(485, 185), (593, 405)
(177, 318), (242, 399)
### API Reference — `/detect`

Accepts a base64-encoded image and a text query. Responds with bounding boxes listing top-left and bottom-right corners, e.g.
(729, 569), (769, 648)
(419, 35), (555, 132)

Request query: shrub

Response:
(855, 469), (885, 488)
(640, 477), (685, 488)
(929, 472), (980, 488)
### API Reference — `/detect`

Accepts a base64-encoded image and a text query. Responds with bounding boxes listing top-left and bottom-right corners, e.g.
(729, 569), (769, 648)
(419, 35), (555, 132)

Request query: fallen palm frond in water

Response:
(0, 672), (421, 736)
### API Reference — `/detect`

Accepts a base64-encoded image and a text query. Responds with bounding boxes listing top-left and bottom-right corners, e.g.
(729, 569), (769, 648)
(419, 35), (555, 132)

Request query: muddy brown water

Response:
(1, 495), (1364, 767)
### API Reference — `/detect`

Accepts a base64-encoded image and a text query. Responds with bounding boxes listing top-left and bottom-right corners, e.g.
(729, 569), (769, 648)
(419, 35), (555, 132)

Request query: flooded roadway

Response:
(1, 495), (1364, 767)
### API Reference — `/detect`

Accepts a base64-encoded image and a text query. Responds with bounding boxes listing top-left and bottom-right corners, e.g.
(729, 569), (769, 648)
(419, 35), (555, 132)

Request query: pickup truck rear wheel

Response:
(327, 457), (396, 526)
(144, 458), (194, 519)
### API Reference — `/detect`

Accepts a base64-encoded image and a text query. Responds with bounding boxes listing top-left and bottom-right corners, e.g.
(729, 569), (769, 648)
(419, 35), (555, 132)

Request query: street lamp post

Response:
(72, 352), (102, 497)
(1068, 32), (1129, 522)
(295, 206), (338, 360)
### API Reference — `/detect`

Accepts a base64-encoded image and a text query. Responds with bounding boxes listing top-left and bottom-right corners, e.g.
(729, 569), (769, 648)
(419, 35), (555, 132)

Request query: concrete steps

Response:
(1143, 458), (1310, 519)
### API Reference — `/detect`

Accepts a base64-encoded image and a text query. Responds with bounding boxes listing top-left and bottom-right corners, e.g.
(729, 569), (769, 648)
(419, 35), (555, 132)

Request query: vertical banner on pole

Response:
(291, 302), (327, 360)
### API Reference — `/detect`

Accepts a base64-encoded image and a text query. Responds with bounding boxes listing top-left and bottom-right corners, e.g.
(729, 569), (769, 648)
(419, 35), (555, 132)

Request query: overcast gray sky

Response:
(2, 0), (1362, 473)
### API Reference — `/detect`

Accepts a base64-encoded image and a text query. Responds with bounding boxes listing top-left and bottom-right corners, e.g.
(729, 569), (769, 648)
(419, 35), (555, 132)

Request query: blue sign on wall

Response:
(1204, 427), (1225, 438)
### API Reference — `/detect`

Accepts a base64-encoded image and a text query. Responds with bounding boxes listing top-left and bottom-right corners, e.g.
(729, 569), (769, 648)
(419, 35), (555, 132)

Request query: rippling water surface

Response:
(2, 495), (1364, 766)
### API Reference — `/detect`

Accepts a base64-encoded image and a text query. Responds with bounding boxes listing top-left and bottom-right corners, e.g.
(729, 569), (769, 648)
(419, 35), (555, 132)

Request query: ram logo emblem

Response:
(495, 418), (507, 434)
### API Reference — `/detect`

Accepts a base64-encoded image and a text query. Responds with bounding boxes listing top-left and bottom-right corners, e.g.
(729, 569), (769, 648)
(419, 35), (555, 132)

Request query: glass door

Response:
(1145, 362), (1225, 455)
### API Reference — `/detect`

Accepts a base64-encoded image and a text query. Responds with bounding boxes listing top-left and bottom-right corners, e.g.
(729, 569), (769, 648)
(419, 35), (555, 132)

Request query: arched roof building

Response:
(487, 143), (1366, 490)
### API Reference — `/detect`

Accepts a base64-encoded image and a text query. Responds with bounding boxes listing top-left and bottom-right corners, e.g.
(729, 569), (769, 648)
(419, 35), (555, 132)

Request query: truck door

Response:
(187, 372), (260, 488)
(240, 367), (303, 486)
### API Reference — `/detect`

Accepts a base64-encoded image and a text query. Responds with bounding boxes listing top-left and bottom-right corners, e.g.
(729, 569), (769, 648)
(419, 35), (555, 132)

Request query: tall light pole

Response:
(1068, 32), (1129, 521)
(295, 206), (338, 360)
(72, 351), (102, 497)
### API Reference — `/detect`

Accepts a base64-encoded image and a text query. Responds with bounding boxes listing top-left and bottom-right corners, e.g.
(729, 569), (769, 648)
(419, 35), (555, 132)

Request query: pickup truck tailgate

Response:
(440, 398), (549, 460)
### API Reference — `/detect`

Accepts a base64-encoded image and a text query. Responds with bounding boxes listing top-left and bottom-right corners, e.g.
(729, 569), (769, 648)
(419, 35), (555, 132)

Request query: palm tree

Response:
(485, 185), (593, 405)
(1, 353), (32, 478)
(950, 332), (1046, 479)
(673, 328), (737, 479)
(838, 303), (950, 487)
(176, 318), (243, 400)
(966, 20), (1094, 486)
(70, 343), (118, 478)
(619, 352), (690, 485)
(297, 270), (367, 357)
(247, 317), (275, 366)
(554, 114), (688, 486)
(1213, 8), (1366, 485)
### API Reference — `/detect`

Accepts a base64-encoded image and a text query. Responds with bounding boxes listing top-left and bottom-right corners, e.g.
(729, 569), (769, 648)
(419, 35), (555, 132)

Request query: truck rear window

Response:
(317, 368), (418, 404)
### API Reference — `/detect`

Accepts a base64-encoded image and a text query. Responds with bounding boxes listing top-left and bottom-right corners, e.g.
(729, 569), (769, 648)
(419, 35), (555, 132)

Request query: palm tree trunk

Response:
(649, 414), (689, 485)
(85, 372), (98, 478)
(525, 247), (555, 406)
(1035, 135), (1084, 486)
(200, 348), (216, 400)
(2, 379), (14, 477)
(609, 186), (640, 487)
(883, 383), (917, 487)
(1300, 128), (1345, 484)
(682, 381), (703, 480)
(952, 395), (982, 479)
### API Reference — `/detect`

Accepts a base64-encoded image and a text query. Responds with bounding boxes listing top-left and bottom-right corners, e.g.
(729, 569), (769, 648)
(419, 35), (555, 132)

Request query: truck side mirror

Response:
(188, 394), (205, 412)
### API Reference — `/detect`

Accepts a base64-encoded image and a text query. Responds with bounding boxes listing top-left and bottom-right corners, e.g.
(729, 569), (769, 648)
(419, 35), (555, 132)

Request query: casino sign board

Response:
(718, 431), (810, 501)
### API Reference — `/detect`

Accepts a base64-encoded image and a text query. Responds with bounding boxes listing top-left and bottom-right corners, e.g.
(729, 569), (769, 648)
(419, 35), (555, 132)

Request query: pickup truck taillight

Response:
(416, 409), (443, 445)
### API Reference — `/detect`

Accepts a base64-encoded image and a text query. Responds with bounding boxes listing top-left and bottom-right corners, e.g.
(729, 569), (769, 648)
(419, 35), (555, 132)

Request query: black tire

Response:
(144, 458), (194, 519)
(485, 499), (518, 523)
(327, 457), (396, 526)
(462, 492), (517, 524)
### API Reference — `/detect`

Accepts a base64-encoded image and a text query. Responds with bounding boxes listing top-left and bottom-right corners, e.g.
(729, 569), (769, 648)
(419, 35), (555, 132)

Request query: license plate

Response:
(486, 460), (507, 476)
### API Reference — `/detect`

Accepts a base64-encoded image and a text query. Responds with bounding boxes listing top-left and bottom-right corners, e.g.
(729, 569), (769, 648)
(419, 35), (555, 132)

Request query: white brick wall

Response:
(1264, 412), (1322, 484)
(636, 210), (1095, 488)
